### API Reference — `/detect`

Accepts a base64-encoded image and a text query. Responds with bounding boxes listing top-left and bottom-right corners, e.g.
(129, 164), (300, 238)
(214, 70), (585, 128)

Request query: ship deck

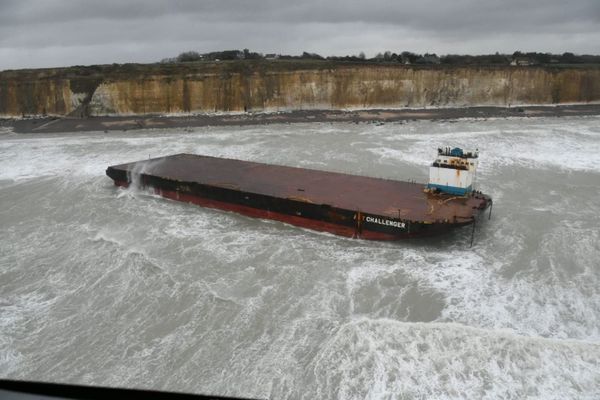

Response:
(108, 153), (489, 223)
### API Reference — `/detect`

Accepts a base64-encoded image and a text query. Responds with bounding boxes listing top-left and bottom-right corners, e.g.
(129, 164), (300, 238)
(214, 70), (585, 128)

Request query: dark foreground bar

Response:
(106, 154), (491, 240)
(0, 379), (259, 400)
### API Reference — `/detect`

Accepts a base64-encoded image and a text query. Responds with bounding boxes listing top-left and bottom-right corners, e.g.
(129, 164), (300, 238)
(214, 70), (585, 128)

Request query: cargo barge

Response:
(106, 148), (492, 240)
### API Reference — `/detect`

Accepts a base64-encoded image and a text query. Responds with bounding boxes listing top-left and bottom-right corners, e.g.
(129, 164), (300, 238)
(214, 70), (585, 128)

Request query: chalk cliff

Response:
(1, 61), (598, 117)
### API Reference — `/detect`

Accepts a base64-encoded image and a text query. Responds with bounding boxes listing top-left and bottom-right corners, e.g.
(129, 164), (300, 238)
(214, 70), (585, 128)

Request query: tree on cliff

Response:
(300, 52), (324, 60)
(176, 51), (203, 62)
(400, 52), (421, 64)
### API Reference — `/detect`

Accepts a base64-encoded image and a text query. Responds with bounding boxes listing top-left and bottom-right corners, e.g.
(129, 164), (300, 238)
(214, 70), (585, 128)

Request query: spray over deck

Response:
(106, 150), (492, 240)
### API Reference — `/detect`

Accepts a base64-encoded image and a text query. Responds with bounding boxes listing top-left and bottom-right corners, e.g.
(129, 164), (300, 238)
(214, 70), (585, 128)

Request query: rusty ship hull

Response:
(105, 154), (492, 240)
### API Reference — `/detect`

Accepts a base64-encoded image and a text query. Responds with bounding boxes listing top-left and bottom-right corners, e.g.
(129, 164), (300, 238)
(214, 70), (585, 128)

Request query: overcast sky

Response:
(1, 0), (599, 70)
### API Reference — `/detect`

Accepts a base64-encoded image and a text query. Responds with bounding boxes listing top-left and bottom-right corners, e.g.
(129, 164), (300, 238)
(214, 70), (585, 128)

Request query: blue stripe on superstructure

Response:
(427, 183), (472, 196)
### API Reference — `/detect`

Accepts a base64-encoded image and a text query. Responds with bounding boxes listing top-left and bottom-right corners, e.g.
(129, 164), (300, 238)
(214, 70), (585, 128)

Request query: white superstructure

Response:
(427, 147), (479, 196)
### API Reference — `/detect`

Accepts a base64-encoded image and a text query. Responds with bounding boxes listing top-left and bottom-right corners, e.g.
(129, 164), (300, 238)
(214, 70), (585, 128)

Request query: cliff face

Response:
(1, 62), (599, 117)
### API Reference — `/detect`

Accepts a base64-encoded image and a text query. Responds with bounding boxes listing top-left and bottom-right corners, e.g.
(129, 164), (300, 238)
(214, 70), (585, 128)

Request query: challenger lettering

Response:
(365, 216), (406, 229)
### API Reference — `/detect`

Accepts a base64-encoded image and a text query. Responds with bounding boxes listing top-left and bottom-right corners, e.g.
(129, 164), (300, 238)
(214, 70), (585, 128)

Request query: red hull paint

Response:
(113, 180), (420, 240)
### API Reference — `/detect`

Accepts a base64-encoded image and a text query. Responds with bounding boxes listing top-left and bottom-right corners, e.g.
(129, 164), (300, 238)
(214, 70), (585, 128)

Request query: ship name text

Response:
(365, 216), (406, 229)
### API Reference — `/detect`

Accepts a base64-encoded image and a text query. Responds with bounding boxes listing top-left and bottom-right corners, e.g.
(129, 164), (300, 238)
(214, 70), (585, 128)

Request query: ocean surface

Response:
(1, 116), (599, 399)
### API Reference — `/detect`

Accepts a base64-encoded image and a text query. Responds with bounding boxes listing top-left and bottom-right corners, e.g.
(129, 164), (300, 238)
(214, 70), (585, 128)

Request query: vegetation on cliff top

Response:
(2, 47), (599, 78)
(162, 49), (600, 66)
(2, 56), (599, 84)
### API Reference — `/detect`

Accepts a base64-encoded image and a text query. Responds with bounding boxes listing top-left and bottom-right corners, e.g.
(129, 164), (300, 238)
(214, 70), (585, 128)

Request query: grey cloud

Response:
(2, 0), (599, 25)
(0, 0), (599, 70)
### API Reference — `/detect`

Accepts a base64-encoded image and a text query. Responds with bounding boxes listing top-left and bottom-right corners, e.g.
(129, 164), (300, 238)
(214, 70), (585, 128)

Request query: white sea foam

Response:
(309, 318), (600, 400)
(1, 116), (600, 398)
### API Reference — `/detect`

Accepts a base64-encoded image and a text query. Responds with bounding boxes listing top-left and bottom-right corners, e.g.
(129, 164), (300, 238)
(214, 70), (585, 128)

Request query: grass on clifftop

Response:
(2, 59), (599, 81)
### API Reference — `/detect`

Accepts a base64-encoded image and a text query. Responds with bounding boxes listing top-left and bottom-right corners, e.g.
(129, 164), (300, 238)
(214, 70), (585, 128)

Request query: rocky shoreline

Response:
(5, 103), (600, 134)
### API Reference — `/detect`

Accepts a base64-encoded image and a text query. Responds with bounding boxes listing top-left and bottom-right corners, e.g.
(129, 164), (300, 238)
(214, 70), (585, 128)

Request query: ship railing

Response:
(437, 148), (479, 159)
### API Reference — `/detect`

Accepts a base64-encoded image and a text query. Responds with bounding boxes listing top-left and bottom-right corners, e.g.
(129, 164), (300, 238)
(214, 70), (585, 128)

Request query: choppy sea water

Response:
(1, 116), (599, 399)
